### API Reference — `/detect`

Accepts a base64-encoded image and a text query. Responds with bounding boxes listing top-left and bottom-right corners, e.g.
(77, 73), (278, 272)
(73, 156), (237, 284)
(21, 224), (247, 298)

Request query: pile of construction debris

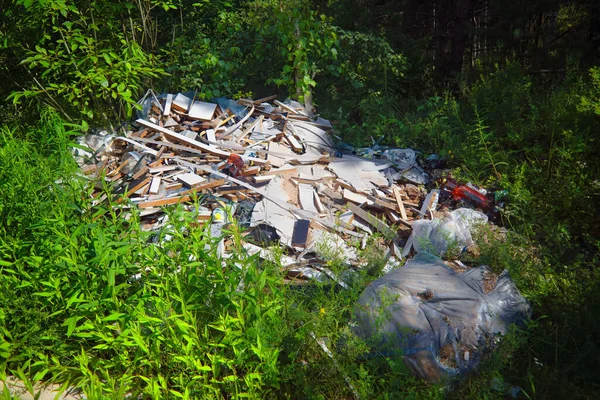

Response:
(73, 90), (531, 383)
(74, 90), (488, 283)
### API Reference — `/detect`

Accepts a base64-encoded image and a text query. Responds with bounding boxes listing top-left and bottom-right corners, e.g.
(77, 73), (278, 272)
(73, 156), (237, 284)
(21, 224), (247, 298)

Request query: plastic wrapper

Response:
(403, 208), (488, 257)
(353, 252), (532, 382)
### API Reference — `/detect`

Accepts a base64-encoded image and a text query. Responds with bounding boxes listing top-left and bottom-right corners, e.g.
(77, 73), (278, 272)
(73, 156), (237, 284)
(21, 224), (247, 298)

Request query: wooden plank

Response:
(237, 115), (263, 141)
(366, 194), (398, 211)
(134, 183), (150, 196)
(165, 182), (182, 191)
(132, 166), (149, 180)
(163, 94), (173, 116)
(241, 166), (261, 176)
(172, 93), (192, 112)
(343, 189), (373, 206)
(262, 165), (297, 176)
(137, 195), (193, 208)
(285, 134), (303, 153)
(149, 165), (178, 174)
(393, 187), (409, 221)
(334, 178), (356, 192)
(149, 177), (161, 194)
(135, 119), (268, 165)
(116, 176), (152, 200)
(253, 94), (277, 104)
(253, 175), (274, 184)
(179, 179), (226, 195)
(177, 172), (206, 188)
(274, 100), (300, 115)
(188, 101), (217, 121)
(347, 203), (398, 241)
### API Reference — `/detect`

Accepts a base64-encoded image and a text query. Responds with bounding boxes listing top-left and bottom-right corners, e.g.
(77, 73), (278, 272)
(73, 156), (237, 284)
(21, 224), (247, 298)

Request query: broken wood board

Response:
(163, 94), (173, 116)
(343, 189), (373, 206)
(394, 187), (409, 221)
(262, 165), (297, 176)
(347, 203), (399, 241)
(135, 119), (269, 165)
(172, 93), (192, 112)
(188, 101), (217, 121)
(177, 172), (206, 188)
(149, 177), (161, 194)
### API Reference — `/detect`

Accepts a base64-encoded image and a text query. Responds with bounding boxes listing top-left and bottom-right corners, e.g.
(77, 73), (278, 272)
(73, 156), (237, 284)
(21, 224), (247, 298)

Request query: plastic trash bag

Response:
(352, 252), (532, 382)
(403, 208), (488, 257)
(382, 148), (417, 170)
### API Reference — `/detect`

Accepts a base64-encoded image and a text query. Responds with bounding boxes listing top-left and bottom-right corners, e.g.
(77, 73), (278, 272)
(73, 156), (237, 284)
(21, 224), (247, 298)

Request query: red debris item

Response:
(442, 178), (493, 211)
(224, 153), (245, 177)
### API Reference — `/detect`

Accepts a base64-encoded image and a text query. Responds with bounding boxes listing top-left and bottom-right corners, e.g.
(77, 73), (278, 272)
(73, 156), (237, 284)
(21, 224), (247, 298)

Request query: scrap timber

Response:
(76, 92), (432, 285)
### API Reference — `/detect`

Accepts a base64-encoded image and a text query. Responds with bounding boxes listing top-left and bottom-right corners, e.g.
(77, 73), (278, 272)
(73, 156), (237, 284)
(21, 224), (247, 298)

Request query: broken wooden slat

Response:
(253, 175), (274, 184)
(117, 176), (152, 200)
(149, 177), (161, 195)
(393, 187), (409, 221)
(135, 119), (269, 166)
(177, 172), (206, 188)
(343, 189), (373, 206)
(285, 133), (303, 153)
(132, 166), (149, 180)
(253, 94), (278, 104)
(163, 93), (173, 116)
(347, 203), (398, 241)
(179, 179), (226, 195)
(136, 195), (193, 208)
(262, 165), (297, 176)
(314, 191), (325, 213)
(172, 93), (192, 113)
(165, 182), (182, 191)
(274, 100), (300, 115)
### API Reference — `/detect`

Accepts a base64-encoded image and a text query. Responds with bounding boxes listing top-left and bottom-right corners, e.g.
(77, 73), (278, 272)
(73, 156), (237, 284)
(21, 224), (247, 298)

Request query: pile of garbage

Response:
(73, 90), (530, 383)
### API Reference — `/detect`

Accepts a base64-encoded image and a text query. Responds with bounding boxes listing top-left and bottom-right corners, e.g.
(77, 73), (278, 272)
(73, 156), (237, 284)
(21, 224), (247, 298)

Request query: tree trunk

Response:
(447, 0), (470, 78)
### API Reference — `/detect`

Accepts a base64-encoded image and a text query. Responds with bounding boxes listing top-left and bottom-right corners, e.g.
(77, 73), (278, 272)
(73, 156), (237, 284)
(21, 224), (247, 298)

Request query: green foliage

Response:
(6, 0), (166, 123)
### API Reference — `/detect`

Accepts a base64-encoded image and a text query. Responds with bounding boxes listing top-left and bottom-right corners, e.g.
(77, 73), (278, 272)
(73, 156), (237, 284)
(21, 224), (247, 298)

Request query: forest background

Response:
(1, 0), (599, 398)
